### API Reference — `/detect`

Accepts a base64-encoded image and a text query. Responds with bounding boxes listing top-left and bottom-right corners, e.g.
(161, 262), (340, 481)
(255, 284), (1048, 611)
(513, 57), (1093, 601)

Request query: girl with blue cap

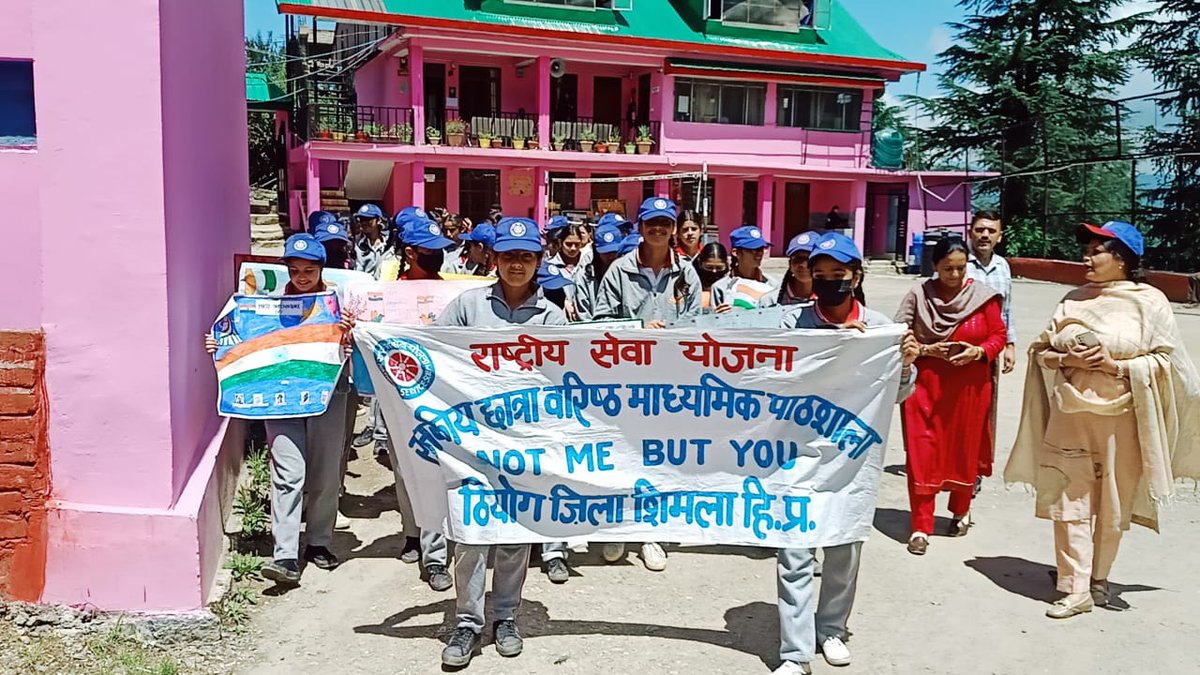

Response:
(712, 225), (779, 311)
(443, 223), (497, 277)
(437, 217), (567, 669)
(762, 231), (818, 307)
(774, 232), (919, 675)
(567, 221), (625, 321)
(352, 203), (389, 278)
(204, 233), (355, 587)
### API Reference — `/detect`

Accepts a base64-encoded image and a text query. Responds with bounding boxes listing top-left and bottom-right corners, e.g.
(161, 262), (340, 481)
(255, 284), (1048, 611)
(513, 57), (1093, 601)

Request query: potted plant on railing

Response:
(445, 119), (467, 147)
(354, 124), (371, 142)
(527, 136), (540, 150)
(426, 127), (443, 146)
(393, 123), (413, 144)
(624, 140), (636, 154)
(491, 136), (504, 149)
(316, 122), (333, 141)
(331, 120), (350, 142)
(636, 125), (655, 154)
(512, 135), (527, 150)
(477, 132), (493, 148)
(551, 133), (566, 151)
(361, 123), (382, 143)
(579, 128), (597, 153)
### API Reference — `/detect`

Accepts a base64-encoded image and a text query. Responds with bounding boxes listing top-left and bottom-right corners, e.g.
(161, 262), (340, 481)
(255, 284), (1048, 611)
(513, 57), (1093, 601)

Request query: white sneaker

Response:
(820, 635), (851, 666)
(602, 543), (626, 563)
(772, 661), (812, 675)
(640, 542), (667, 571)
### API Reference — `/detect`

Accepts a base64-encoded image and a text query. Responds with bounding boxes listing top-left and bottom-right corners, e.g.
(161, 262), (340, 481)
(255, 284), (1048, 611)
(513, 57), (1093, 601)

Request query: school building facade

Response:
(280, 0), (972, 258)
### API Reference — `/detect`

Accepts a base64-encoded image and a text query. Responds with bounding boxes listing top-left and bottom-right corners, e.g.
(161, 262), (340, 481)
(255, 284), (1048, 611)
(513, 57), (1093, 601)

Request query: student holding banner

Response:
(775, 232), (920, 674)
(206, 233), (353, 586)
(594, 197), (701, 571)
(712, 225), (778, 312)
(566, 221), (624, 322)
(436, 217), (568, 668)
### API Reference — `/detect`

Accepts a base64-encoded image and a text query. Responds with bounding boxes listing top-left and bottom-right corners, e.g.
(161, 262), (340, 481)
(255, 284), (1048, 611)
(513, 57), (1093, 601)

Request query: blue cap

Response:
(393, 205), (429, 230)
(494, 217), (543, 253)
(546, 215), (570, 233)
(283, 233), (327, 264)
(730, 225), (769, 250)
(593, 223), (624, 254)
(1078, 221), (1144, 257)
(618, 233), (642, 255)
(460, 223), (497, 248)
(354, 203), (384, 219)
(810, 232), (862, 264)
(314, 220), (351, 243)
(596, 212), (625, 228)
(638, 197), (678, 223)
(307, 211), (337, 234)
(537, 262), (575, 290)
(401, 218), (455, 249)
(786, 231), (819, 257)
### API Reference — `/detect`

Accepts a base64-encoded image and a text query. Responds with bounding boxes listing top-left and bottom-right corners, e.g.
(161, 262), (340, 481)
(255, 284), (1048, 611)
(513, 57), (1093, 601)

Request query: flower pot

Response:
(527, 139), (540, 150)
(491, 138), (504, 149)
(447, 133), (465, 147)
(355, 132), (369, 142)
(552, 142), (564, 151)
(317, 130), (332, 140)
(579, 141), (594, 153)
(331, 132), (347, 142)
(637, 141), (653, 154)
(624, 144), (636, 154)
(513, 139), (526, 150)
(428, 138), (442, 146)
(594, 142), (609, 153)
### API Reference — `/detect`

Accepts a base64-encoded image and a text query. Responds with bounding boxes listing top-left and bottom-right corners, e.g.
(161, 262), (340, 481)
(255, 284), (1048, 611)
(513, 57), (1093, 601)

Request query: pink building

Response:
(0, 1), (248, 610)
(280, 0), (973, 258)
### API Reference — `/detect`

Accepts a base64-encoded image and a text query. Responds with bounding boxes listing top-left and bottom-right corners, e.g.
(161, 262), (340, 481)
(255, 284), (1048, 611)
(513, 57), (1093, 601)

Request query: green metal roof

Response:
(246, 72), (288, 103)
(275, 0), (923, 74)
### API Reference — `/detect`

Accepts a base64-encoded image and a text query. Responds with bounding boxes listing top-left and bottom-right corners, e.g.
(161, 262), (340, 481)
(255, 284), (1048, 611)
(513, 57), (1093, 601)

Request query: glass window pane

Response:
(693, 82), (721, 124)
(721, 0), (800, 29)
(744, 85), (765, 125)
(720, 85), (746, 125)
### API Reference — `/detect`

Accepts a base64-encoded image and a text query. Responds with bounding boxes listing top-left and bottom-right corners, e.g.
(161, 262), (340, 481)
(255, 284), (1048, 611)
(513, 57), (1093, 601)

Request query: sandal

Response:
(950, 512), (972, 537)
(907, 533), (929, 556)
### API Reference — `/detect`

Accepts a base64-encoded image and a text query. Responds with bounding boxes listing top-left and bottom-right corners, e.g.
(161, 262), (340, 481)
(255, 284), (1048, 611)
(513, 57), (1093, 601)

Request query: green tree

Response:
(1138, 1), (1200, 272)
(246, 32), (286, 189)
(910, 0), (1142, 258)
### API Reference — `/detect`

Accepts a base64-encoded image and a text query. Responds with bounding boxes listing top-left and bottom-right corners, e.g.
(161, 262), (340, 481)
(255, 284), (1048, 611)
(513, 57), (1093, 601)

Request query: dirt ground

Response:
(240, 274), (1200, 675)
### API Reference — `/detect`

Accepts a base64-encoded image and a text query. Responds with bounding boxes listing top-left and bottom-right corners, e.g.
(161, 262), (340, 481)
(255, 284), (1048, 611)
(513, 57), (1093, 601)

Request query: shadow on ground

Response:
(964, 556), (1161, 610)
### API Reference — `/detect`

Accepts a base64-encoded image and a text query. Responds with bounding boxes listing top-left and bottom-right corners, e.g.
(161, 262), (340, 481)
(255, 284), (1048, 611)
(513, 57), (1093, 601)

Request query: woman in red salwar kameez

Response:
(895, 238), (1007, 555)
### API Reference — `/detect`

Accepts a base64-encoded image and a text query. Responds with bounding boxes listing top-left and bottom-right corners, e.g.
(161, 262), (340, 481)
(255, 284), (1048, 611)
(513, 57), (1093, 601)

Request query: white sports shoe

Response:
(772, 661), (812, 675)
(640, 542), (667, 571)
(602, 543), (626, 563)
(820, 635), (852, 666)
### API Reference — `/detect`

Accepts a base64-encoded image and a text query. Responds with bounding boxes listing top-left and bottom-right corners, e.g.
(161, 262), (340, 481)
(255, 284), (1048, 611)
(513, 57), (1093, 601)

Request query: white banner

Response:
(354, 324), (904, 548)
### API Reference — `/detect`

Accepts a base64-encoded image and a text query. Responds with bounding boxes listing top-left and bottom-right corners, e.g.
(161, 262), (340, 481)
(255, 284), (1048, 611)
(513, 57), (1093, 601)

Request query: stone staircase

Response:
(250, 188), (287, 257)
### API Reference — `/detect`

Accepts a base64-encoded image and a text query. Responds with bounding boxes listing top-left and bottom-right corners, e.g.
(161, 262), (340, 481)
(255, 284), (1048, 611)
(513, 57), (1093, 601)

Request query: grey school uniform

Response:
(436, 283), (567, 632)
(592, 251), (702, 322)
(354, 236), (389, 279)
(710, 272), (780, 308)
(776, 304), (913, 666)
(441, 255), (492, 277)
(569, 262), (604, 321)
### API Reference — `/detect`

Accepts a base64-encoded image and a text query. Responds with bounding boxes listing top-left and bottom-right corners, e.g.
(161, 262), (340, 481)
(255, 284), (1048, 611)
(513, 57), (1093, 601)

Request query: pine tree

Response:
(1138, 1), (1200, 272)
(910, 0), (1141, 258)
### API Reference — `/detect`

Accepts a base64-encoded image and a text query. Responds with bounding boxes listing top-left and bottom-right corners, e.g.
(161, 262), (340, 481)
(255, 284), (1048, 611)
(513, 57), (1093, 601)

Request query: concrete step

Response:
(251, 214), (280, 225)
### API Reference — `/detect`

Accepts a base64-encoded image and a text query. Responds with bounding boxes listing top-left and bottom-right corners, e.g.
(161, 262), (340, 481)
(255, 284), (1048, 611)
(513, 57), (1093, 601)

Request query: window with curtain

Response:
(674, 78), (765, 126)
(776, 86), (863, 131)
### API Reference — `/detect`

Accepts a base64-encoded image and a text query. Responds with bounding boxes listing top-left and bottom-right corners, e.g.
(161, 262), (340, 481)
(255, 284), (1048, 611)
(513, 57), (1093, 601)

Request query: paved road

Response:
(243, 274), (1200, 675)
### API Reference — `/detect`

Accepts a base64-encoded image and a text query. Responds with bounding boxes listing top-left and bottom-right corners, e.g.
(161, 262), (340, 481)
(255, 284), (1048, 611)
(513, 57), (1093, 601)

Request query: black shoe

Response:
(399, 537), (421, 564)
(441, 627), (481, 668)
(545, 557), (570, 584)
(492, 619), (523, 657)
(974, 476), (983, 496)
(351, 427), (374, 448)
(373, 441), (388, 458)
(426, 564), (453, 592)
(304, 545), (340, 570)
(262, 559), (301, 586)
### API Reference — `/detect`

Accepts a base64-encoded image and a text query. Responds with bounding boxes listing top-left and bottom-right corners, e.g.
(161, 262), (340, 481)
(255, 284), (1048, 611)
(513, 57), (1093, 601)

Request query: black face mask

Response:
(416, 249), (445, 275)
(812, 278), (855, 306)
(698, 269), (727, 287)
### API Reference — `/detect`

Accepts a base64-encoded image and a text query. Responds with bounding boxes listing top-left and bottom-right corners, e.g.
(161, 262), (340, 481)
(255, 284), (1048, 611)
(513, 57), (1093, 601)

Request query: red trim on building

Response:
(276, 4), (926, 74)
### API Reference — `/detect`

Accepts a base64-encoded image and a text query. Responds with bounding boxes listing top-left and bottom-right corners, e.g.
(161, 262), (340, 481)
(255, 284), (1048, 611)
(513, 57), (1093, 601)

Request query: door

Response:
(637, 73), (651, 126)
(459, 66), (502, 121)
(424, 63), (446, 132)
(425, 167), (447, 211)
(459, 169), (500, 226)
(783, 182), (811, 244)
(865, 183), (907, 257)
(593, 76), (623, 126)
(551, 74), (578, 121)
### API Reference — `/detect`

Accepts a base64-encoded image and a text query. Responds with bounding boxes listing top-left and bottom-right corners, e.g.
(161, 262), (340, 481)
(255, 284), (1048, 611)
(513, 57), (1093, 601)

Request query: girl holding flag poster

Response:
(436, 217), (568, 669)
(205, 233), (354, 587)
(711, 225), (779, 312)
(775, 232), (920, 674)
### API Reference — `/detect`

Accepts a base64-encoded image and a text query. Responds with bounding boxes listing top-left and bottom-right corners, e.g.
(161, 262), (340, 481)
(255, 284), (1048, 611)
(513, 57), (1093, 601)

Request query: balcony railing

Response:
(308, 104), (416, 144)
(427, 110), (662, 154)
(429, 110), (540, 149)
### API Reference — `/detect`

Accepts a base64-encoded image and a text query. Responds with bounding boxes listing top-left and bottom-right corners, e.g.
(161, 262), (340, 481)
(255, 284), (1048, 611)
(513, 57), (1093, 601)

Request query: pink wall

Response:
(159, 0), (250, 500)
(0, 1), (34, 57)
(355, 53), (410, 109)
(500, 167), (537, 219)
(0, 152), (41, 329)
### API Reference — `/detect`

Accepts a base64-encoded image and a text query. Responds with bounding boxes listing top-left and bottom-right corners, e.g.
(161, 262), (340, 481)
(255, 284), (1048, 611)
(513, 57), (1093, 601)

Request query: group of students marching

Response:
(208, 198), (1199, 673)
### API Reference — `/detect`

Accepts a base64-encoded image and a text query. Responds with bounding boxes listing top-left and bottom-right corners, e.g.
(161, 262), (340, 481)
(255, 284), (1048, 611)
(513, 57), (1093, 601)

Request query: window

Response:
(0, 60), (36, 147)
(741, 180), (759, 226)
(550, 172), (577, 211)
(709, 0), (814, 30)
(777, 87), (863, 132)
(674, 78), (765, 126)
(590, 173), (619, 201)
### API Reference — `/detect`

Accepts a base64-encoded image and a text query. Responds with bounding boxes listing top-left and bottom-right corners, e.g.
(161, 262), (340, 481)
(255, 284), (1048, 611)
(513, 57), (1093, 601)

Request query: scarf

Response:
(1004, 281), (1200, 531)
(894, 278), (1001, 343)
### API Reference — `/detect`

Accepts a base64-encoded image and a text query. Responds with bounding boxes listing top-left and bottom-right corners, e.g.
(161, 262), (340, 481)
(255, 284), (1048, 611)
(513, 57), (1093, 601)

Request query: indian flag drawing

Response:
(731, 279), (774, 309)
(211, 292), (346, 419)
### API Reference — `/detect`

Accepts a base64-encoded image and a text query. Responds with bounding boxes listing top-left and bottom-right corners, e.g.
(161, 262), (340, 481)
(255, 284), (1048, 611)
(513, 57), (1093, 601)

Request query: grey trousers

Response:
(264, 386), (349, 561)
(384, 434), (448, 567)
(777, 542), (862, 664)
(371, 399), (389, 442)
(455, 544), (530, 632)
(541, 541), (568, 561)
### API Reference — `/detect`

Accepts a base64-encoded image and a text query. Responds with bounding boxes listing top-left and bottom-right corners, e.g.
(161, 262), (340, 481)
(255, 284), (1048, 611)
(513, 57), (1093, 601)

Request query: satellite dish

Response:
(550, 59), (567, 79)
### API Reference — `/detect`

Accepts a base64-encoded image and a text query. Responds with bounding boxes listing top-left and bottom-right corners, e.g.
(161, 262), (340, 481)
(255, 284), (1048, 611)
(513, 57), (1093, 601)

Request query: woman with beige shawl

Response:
(1006, 222), (1200, 619)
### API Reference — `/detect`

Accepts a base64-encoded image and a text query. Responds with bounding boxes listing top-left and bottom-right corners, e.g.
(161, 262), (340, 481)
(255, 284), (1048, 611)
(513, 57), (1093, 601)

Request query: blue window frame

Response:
(0, 60), (36, 147)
